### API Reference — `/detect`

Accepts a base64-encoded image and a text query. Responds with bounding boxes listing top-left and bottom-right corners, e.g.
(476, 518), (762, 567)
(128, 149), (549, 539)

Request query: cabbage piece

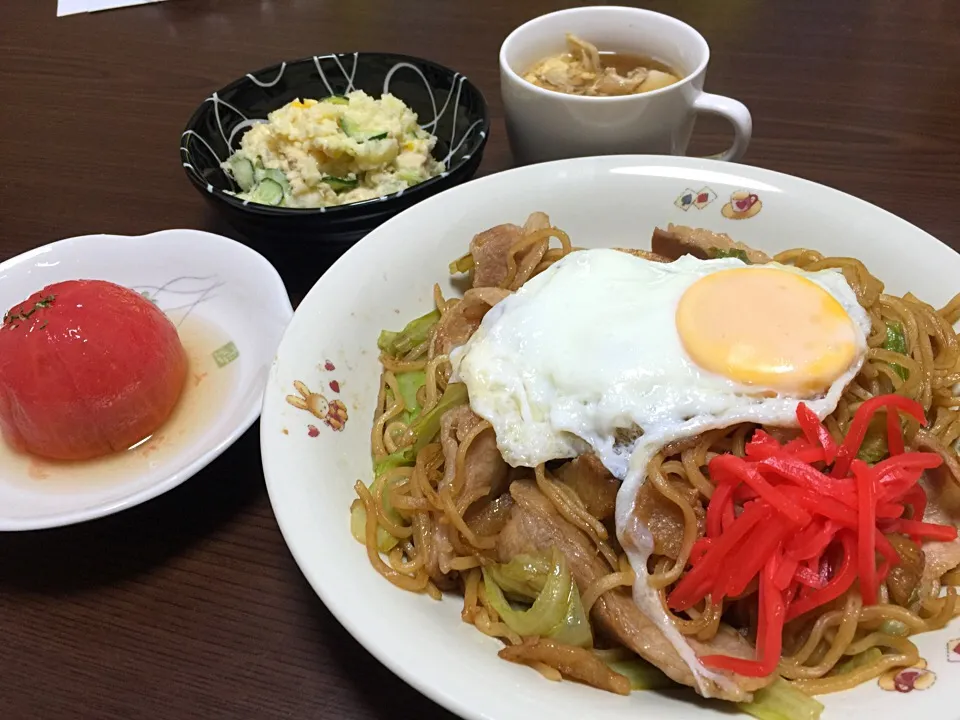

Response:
(374, 447), (415, 475)
(486, 554), (552, 599)
(410, 382), (468, 453)
(857, 423), (888, 464)
(377, 309), (440, 356)
(605, 658), (673, 690)
(371, 381), (468, 474)
(396, 370), (425, 424)
(828, 647), (883, 676)
(557, 582), (593, 648)
(350, 470), (407, 553)
(350, 498), (400, 553)
(482, 549), (593, 648)
(856, 414), (908, 464)
(739, 678), (824, 720)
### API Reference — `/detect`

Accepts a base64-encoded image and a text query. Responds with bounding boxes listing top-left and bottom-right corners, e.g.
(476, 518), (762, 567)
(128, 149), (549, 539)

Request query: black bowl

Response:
(180, 52), (489, 257)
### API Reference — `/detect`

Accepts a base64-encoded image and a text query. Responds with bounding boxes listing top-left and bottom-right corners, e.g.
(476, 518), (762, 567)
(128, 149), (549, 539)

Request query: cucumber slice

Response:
(338, 117), (387, 142)
(338, 117), (360, 138)
(262, 168), (290, 195)
(250, 178), (284, 206)
(324, 95), (349, 105)
(325, 176), (358, 193)
(228, 157), (255, 191)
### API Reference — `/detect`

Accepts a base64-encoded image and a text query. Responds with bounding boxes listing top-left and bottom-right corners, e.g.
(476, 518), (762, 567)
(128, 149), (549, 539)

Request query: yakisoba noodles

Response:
(351, 215), (960, 714)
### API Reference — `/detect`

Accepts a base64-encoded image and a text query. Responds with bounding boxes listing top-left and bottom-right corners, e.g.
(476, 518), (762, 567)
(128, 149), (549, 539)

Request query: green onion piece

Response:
(605, 658), (674, 691)
(829, 647), (884, 677)
(883, 321), (909, 381)
(449, 253), (476, 275)
(323, 95), (350, 105)
(739, 678), (824, 720)
(712, 248), (751, 264)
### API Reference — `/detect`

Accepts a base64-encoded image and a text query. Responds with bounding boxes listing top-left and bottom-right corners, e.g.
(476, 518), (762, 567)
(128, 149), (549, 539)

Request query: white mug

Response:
(499, 6), (752, 165)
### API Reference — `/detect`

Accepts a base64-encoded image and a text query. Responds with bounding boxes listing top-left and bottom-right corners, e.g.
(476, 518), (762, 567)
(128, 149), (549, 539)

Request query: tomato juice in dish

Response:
(0, 281), (238, 489)
(0, 313), (238, 490)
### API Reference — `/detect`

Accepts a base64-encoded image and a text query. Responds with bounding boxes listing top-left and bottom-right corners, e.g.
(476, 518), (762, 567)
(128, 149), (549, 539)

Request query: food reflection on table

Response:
(523, 34), (683, 97)
(350, 213), (960, 718)
(222, 91), (444, 209)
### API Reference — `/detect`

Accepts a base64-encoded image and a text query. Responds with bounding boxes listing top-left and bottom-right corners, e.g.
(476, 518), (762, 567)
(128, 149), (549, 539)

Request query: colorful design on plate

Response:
(948, 638), (960, 662)
(674, 187), (717, 212)
(329, 380), (341, 393)
(721, 190), (763, 220)
(212, 341), (240, 368)
(878, 659), (936, 692)
(286, 380), (349, 432)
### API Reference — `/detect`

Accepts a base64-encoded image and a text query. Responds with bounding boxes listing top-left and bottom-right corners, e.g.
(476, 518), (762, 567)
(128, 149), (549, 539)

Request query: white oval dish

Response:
(0, 229), (292, 531)
(261, 156), (960, 720)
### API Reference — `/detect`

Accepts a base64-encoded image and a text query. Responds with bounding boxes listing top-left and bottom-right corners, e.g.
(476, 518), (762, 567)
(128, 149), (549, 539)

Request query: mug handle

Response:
(692, 92), (752, 162)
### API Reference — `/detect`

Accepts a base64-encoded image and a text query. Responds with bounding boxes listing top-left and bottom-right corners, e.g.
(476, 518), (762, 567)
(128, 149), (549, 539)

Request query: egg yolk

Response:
(676, 267), (858, 395)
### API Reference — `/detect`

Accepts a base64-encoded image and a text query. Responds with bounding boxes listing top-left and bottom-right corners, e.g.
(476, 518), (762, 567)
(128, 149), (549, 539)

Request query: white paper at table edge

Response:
(58, 0), (165, 17)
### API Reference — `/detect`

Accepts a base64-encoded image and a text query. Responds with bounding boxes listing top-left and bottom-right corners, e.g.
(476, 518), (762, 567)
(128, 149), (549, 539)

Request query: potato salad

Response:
(222, 91), (444, 208)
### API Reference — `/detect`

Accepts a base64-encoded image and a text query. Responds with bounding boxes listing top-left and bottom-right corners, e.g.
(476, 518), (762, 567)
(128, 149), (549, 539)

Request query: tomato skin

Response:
(0, 280), (187, 460)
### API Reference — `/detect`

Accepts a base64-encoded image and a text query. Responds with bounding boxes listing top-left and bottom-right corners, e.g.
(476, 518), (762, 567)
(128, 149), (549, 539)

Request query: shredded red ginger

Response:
(667, 394), (958, 678)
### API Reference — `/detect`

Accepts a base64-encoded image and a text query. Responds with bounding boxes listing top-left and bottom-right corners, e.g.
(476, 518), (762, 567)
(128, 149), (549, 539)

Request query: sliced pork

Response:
(651, 225), (771, 264)
(497, 480), (772, 701)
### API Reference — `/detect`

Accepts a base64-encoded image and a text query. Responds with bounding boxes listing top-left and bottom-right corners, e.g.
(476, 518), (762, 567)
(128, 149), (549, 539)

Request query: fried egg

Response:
(452, 248), (870, 478)
(451, 247), (871, 696)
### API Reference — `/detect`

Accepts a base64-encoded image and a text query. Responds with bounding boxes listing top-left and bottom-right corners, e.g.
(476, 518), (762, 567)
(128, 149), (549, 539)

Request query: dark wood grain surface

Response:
(1, 1), (959, 718)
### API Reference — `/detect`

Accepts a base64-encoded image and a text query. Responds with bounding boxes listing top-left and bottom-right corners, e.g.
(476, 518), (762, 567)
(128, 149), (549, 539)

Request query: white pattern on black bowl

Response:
(180, 53), (489, 251)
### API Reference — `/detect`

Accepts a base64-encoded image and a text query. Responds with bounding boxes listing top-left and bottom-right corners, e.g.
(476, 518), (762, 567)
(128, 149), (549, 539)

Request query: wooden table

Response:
(1, 1), (958, 718)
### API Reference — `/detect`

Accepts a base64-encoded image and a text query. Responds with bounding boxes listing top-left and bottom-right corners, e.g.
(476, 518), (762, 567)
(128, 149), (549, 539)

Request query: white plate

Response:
(0, 229), (292, 531)
(261, 156), (960, 720)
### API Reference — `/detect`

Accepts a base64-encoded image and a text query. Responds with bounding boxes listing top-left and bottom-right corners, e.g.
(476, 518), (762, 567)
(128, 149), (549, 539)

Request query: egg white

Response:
(452, 249), (871, 479)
